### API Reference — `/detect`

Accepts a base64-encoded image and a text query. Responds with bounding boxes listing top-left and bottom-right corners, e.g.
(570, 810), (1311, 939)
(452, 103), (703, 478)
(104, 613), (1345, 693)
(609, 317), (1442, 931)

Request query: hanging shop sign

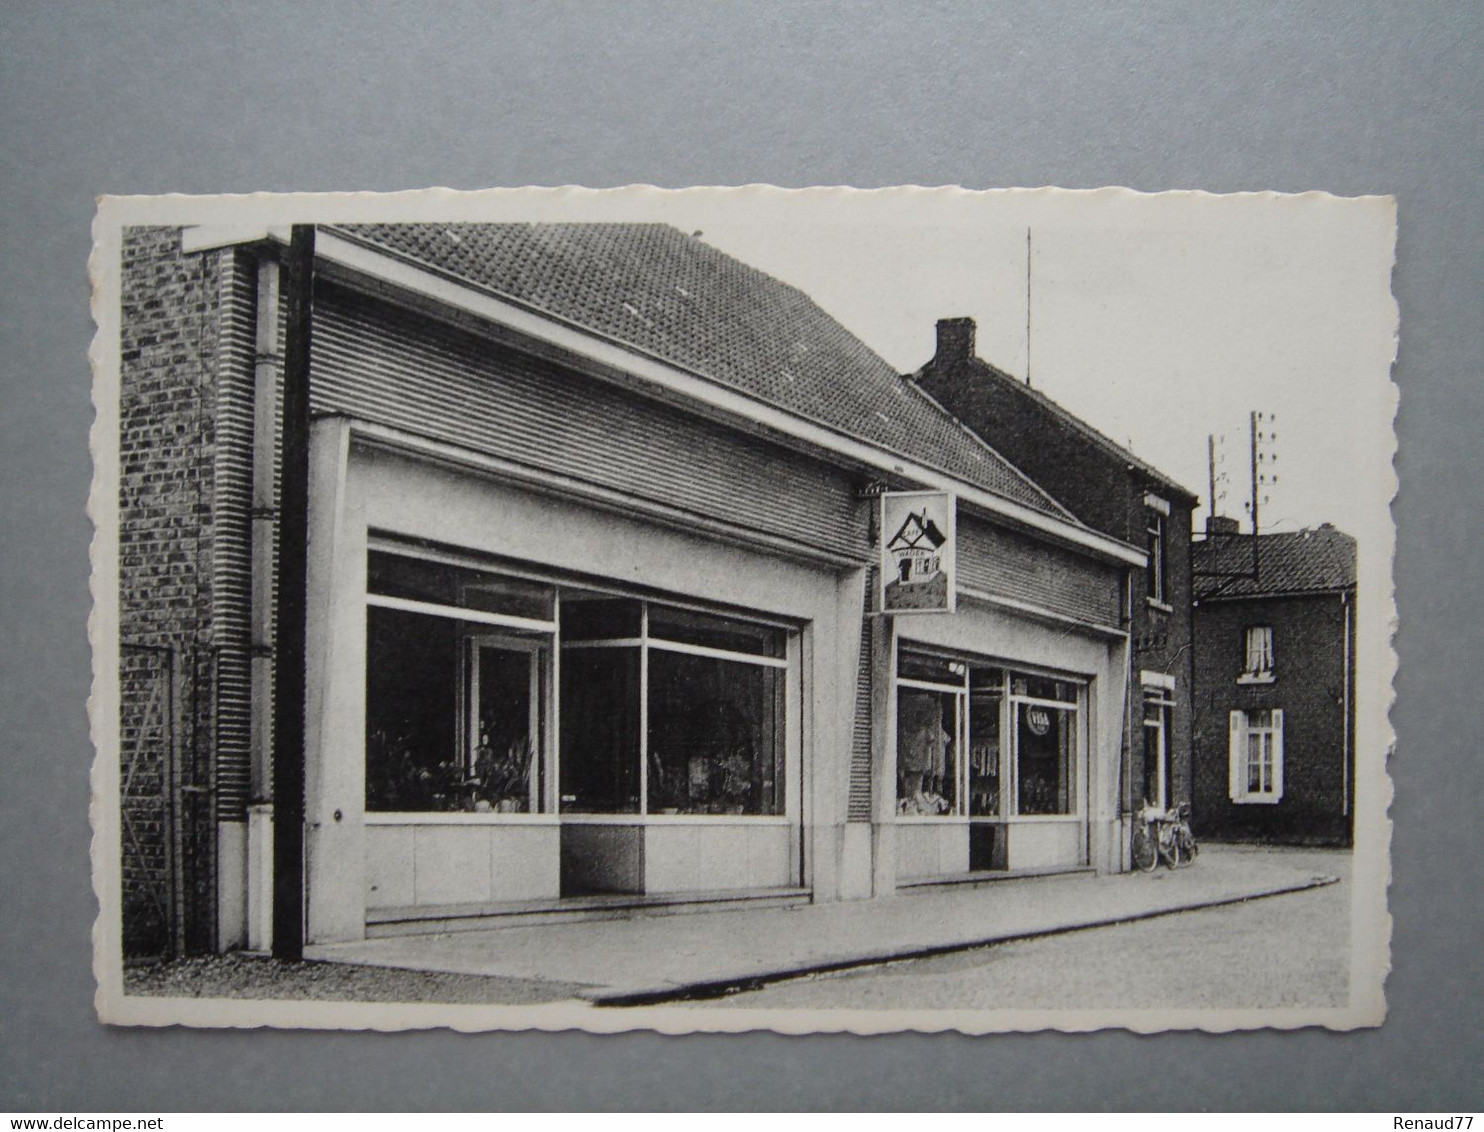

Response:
(880, 490), (957, 615)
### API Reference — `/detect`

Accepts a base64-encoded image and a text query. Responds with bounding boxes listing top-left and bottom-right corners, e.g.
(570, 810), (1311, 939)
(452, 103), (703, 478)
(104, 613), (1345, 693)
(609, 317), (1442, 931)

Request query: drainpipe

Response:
(271, 225), (315, 961)
(1341, 590), (1352, 822)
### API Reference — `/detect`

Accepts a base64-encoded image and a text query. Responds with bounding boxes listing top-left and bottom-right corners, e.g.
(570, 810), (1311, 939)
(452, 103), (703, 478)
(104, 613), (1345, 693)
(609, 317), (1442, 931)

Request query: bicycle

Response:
(1131, 801), (1199, 871)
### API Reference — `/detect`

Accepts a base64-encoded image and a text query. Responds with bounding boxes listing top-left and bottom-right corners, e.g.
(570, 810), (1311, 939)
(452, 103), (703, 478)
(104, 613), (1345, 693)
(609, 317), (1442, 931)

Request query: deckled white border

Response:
(90, 185), (1396, 1034)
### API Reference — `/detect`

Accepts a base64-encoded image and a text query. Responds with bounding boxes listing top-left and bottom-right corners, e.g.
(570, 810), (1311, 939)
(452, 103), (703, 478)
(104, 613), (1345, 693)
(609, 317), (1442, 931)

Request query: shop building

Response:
(1190, 520), (1357, 846)
(117, 222), (1145, 956)
(912, 318), (1199, 858)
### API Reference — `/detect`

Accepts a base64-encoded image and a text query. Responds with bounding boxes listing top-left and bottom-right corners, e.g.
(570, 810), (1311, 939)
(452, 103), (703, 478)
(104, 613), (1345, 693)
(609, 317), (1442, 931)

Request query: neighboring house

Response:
(1190, 519), (1357, 845)
(912, 318), (1199, 864)
(115, 224), (1146, 959)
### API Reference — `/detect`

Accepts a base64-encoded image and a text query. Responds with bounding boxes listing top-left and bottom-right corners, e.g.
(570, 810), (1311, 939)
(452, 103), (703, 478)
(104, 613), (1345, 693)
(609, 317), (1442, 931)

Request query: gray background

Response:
(2, 0), (1479, 1112)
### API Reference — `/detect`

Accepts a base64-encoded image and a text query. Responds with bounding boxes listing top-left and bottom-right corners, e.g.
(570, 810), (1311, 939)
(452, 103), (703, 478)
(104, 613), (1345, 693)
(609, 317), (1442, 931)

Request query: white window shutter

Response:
(1271, 708), (1285, 801)
(1228, 710), (1245, 801)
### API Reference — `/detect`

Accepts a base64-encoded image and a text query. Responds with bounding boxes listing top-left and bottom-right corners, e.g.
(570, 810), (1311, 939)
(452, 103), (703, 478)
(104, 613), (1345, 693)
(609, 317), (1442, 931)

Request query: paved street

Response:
(707, 848), (1352, 1010)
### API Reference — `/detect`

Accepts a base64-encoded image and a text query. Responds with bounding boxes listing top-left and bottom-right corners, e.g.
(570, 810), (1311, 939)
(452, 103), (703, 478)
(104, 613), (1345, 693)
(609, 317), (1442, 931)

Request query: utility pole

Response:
(272, 224), (315, 961)
(1249, 410), (1260, 581)
(1197, 408), (1276, 590)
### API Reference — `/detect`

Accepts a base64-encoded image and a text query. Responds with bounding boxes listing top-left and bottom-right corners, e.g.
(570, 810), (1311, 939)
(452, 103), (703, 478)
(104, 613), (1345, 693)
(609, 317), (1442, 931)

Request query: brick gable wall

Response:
(1191, 591), (1354, 844)
(117, 227), (229, 955)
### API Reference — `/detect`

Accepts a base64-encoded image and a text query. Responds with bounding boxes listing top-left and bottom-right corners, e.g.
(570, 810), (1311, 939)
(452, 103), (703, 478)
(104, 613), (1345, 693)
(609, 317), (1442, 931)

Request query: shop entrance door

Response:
(1142, 697), (1172, 811)
(466, 635), (547, 814)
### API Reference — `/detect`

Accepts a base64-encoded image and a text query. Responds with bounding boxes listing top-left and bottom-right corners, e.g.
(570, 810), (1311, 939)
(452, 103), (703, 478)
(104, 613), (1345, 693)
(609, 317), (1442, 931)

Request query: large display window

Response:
(365, 552), (555, 813)
(895, 653), (964, 816)
(1010, 674), (1078, 816)
(895, 647), (1084, 822)
(561, 598), (788, 816)
(365, 549), (792, 820)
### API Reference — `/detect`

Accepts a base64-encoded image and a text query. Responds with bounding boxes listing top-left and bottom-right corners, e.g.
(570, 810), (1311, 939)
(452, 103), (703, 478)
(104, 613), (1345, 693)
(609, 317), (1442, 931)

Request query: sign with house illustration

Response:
(880, 490), (957, 614)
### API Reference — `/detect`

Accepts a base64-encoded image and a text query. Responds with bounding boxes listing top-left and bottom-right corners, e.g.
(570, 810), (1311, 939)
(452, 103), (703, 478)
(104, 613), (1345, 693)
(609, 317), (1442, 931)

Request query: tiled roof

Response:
(1193, 525), (1356, 600)
(331, 222), (1074, 521)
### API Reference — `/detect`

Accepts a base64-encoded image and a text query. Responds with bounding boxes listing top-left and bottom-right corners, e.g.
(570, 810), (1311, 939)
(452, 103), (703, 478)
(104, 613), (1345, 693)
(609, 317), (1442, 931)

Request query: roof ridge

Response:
(921, 353), (1198, 500)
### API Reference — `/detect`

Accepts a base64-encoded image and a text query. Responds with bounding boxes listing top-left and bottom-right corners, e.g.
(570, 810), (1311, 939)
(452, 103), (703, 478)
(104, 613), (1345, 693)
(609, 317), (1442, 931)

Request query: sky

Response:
(422, 186), (1396, 540)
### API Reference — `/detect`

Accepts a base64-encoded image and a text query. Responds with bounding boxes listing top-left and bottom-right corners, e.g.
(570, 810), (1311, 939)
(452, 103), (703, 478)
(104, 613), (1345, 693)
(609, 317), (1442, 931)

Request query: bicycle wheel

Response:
(1166, 833), (1184, 869)
(1132, 824), (1157, 872)
(1179, 829), (1199, 866)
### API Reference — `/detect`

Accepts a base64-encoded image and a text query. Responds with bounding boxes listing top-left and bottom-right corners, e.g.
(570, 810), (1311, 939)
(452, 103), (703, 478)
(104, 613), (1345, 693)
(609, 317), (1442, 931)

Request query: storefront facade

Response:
(296, 423), (1133, 944)
(118, 221), (1146, 953)
(301, 427), (860, 941)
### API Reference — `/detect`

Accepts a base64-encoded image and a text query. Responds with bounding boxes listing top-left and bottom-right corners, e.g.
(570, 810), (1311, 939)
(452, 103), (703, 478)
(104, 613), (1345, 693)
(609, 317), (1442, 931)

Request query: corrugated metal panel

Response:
(309, 285), (869, 562)
(333, 224), (1073, 520)
(958, 515), (1122, 627)
(847, 566), (876, 823)
(210, 247), (258, 822)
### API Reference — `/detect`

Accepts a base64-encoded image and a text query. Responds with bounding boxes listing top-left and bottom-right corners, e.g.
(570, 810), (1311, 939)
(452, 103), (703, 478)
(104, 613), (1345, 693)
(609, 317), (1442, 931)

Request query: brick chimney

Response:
(935, 317), (977, 365)
(1208, 515), (1241, 535)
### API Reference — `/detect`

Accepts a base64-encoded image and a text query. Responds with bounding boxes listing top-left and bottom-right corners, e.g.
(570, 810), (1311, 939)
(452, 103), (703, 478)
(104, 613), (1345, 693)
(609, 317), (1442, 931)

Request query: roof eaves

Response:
(907, 379), (1081, 525)
(1195, 582), (1356, 603)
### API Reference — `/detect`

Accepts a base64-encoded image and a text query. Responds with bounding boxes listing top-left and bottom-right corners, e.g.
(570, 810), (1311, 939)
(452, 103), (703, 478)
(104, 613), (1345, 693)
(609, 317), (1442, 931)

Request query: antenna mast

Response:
(1025, 227), (1033, 387)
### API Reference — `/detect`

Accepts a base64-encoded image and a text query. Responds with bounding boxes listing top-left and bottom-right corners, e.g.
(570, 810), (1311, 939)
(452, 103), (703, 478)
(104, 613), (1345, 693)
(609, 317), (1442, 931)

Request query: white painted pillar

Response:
(303, 418), (368, 944)
(245, 803), (274, 951)
(808, 566), (870, 902)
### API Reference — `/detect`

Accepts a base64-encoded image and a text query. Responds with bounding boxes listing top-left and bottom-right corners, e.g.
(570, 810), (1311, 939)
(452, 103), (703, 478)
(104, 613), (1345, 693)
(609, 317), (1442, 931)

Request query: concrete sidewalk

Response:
(307, 845), (1342, 1005)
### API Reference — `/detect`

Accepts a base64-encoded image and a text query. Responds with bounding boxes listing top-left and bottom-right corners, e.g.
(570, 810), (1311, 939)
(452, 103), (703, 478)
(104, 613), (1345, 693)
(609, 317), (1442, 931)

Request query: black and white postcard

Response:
(90, 186), (1396, 1032)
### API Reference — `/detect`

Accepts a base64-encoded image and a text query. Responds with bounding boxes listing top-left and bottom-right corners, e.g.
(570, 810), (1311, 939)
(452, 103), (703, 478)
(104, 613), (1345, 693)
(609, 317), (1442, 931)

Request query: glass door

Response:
(465, 635), (547, 813)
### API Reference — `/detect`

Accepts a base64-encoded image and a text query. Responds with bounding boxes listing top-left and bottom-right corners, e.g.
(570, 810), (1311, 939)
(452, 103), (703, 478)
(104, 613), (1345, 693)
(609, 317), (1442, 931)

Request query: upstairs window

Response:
(1144, 494), (1170, 605)
(1228, 708), (1284, 804)
(1241, 625), (1275, 682)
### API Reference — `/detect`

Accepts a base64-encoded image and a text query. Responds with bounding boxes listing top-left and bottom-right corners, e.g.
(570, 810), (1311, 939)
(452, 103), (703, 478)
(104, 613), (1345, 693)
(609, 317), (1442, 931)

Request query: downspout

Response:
(1116, 565), (1135, 871)
(1341, 590), (1352, 821)
(246, 252), (280, 953)
(271, 225), (315, 960)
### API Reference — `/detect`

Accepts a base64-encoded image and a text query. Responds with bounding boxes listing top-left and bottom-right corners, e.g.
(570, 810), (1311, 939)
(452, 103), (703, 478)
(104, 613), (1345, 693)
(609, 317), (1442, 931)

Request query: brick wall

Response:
(1129, 496), (1195, 812)
(1191, 591), (1355, 844)
(117, 226), (224, 955)
(918, 360), (1142, 542)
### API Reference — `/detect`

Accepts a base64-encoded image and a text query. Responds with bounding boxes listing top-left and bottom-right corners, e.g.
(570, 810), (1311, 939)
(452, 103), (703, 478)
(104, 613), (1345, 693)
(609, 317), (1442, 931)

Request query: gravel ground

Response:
(124, 954), (588, 1005)
(707, 848), (1353, 1010)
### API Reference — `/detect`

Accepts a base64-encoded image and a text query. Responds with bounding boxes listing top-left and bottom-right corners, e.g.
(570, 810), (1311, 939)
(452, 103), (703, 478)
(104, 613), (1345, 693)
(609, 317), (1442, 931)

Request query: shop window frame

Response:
(363, 541), (797, 824)
(560, 600), (792, 819)
(364, 556), (560, 818)
(893, 645), (1087, 825)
